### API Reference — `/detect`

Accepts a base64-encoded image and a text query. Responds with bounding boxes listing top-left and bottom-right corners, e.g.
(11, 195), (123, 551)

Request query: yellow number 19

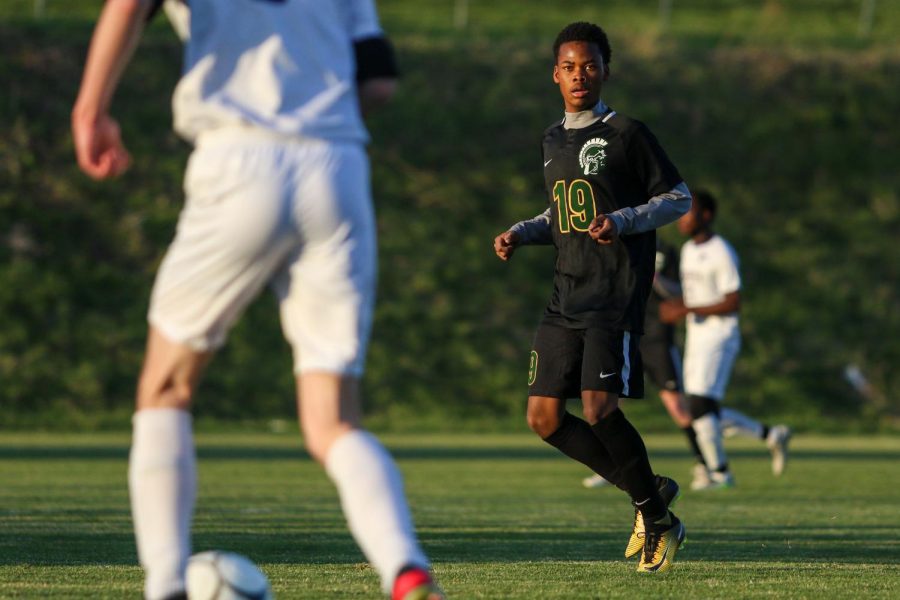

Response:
(552, 179), (597, 234)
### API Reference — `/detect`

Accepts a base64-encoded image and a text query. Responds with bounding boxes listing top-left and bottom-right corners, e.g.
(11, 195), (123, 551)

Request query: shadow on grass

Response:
(4, 524), (898, 567)
(2, 444), (900, 462)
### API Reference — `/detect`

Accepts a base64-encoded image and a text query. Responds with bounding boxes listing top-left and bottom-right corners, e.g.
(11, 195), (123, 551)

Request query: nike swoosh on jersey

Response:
(544, 159), (552, 167)
(599, 371), (617, 379)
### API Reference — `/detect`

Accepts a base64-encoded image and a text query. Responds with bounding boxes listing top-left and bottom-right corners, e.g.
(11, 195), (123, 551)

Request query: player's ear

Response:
(552, 64), (560, 84)
(602, 64), (610, 81)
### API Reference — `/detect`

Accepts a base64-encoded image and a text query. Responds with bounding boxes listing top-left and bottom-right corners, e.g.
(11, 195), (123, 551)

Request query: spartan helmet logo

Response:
(578, 137), (609, 175)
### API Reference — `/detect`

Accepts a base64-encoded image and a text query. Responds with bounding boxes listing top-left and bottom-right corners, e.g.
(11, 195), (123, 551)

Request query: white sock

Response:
(325, 430), (428, 593)
(129, 408), (196, 600)
(720, 407), (765, 439)
(692, 413), (728, 472)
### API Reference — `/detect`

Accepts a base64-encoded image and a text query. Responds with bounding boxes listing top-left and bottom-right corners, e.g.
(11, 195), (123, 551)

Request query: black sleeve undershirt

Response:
(353, 36), (399, 82)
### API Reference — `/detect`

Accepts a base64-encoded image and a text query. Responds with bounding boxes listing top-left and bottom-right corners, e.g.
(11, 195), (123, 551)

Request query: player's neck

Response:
(692, 229), (714, 244)
(562, 99), (609, 129)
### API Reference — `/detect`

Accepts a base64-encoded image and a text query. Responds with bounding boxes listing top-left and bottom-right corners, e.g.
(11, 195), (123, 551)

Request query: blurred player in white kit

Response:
(71, 1), (443, 598)
(660, 190), (791, 490)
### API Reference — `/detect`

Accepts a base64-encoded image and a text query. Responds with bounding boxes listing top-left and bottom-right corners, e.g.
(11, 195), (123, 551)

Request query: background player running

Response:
(72, 1), (442, 598)
(493, 21), (689, 573)
(660, 190), (791, 489)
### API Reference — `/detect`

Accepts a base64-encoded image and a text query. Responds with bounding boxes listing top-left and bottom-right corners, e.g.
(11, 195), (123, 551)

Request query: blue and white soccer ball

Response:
(186, 551), (273, 600)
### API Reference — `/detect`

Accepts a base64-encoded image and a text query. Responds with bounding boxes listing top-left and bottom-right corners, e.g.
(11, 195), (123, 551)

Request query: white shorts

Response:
(148, 129), (376, 376)
(682, 327), (741, 401)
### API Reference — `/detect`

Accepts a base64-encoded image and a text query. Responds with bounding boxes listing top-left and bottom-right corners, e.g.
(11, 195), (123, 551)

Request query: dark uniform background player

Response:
(642, 241), (708, 463)
(494, 21), (690, 572)
(643, 241), (684, 397)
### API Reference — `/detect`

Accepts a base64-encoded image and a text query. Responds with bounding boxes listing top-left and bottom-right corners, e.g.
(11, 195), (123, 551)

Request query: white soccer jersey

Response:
(680, 234), (741, 336)
(166, 0), (383, 143)
(680, 234), (741, 399)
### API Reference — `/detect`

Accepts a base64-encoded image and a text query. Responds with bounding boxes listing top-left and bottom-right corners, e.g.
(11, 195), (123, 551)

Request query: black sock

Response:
(682, 425), (706, 466)
(590, 408), (665, 520)
(761, 424), (770, 440)
(544, 412), (624, 489)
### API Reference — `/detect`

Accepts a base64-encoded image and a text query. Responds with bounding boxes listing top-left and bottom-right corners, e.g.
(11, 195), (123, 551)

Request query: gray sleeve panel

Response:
(607, 181), (692, 236)
(652, 272), (682, 298)
(509, 207), (554, 245)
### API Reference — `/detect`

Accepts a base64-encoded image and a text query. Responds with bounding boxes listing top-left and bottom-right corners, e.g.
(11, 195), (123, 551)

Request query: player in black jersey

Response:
(494, 22), (691, 573)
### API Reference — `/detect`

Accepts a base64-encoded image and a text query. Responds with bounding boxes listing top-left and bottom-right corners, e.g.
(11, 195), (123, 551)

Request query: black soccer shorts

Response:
(640, 337), (683, 393)
(527, 322), (644, 399)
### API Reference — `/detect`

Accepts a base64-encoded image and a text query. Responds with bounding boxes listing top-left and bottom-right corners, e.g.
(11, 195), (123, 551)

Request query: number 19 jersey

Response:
(541, 112), (683, 333)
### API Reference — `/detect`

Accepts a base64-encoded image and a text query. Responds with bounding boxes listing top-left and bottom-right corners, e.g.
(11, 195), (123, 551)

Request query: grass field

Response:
(1, 431), (898, 598)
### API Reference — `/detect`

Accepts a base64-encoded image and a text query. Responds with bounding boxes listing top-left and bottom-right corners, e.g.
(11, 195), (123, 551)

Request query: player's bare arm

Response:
(689, 290), (741, 316)
(660, 290), (740, 323)
(71, 0), (151, 180)
(357, 77), (397, 116)
(658, 298), (687, 323)
(493, 230), (520, 261)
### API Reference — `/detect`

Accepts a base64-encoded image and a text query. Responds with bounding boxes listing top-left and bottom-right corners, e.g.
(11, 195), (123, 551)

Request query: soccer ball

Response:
(186, 551), (273, 600)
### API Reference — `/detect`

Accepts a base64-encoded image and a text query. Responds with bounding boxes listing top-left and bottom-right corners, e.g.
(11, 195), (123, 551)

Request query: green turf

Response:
(1, 432), (898, 598)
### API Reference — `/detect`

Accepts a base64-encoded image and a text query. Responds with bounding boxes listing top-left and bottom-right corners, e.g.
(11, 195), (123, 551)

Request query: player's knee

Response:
(526, 408), (560, 438)
(136, 332), (209, 410)
(688, 394), (721, 420)
(303, 439), (328, 464)
(580, 404), (597, 425)
(300, 425), (330, 464)
(660, 391), (692, 427)
(581, 391), (617, 424)
(300, 420), (357, 465)
(581, 402), (614, 424)
(137, 369), (195, 410)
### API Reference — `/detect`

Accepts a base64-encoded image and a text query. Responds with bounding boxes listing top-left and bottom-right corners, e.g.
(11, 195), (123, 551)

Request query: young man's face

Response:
(678, 202), (710, 237)
(553, 41), (607, 113)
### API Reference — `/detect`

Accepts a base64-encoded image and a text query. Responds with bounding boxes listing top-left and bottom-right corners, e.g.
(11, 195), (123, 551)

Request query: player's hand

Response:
(72, 112), (132, 180)
(588, 214), (617, 245)
(658, 299), (688, 324)
(494, 230), (520, 261)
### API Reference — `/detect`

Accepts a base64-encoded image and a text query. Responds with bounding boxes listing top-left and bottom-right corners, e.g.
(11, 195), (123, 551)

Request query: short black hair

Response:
(692, 189), (717, 216)
(553, 22), (611, 66)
